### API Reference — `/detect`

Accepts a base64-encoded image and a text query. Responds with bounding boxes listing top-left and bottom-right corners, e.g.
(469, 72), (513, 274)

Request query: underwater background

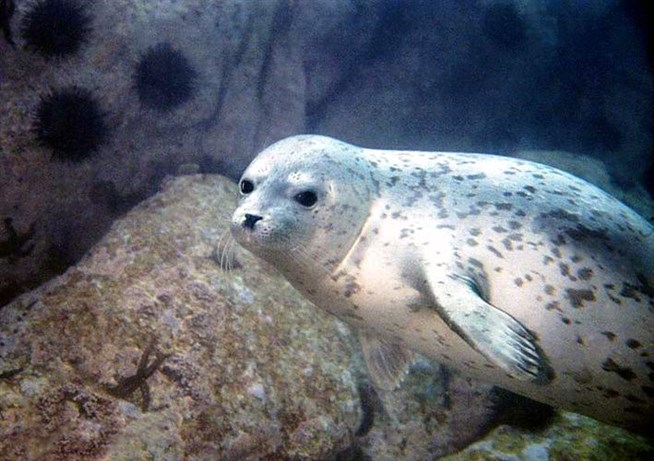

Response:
(0, 0), (653, 459)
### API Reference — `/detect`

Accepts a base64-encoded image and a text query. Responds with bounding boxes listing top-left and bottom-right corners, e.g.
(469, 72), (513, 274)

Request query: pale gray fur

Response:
(231, 135), (654, 435)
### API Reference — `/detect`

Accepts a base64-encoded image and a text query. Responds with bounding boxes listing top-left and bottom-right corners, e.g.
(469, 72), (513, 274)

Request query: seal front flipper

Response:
(429, 274), (553, 383)
(359, 330), (415, 390)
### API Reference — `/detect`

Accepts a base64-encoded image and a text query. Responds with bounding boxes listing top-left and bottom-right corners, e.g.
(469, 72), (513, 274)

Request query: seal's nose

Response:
(242, 213), (263, 230)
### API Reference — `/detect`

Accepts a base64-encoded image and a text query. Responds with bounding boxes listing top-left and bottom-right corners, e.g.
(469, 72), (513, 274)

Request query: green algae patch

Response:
(442, 411), (653, 460)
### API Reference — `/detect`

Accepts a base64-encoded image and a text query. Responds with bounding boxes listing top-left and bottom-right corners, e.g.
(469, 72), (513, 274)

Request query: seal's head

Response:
(231, 135), (375, 277)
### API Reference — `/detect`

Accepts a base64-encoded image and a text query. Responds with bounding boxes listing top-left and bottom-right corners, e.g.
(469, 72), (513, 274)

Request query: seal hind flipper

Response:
(429, 275), (552, 383)
(359, 330), (415, 390)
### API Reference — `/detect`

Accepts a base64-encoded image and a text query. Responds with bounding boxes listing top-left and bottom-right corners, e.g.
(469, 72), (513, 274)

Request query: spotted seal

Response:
(230, 135), (654, 435)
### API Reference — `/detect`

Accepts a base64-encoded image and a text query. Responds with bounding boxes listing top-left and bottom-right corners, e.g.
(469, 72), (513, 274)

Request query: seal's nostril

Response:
(243, 213), (263, 230)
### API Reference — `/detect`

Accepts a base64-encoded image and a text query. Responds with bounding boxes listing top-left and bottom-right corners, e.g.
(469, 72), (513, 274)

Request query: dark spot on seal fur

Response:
(565, 288), (596, 308)
(343, 282), (361, 298)
(626, 339), (641, 349)
(487, 246), (503, 258)
(468, 258), (484, 269)
(565, 224), (610, 243)
(601, 331), (617, 341)
(577, 267), (593, 280)
(559, 263), (571, 277)
(545, 301), (560, 311)
(620, 282), (644, 302)
(466, 173), (486, 180)
(540, 209), (579, 223)
(602, 358), (637, 382)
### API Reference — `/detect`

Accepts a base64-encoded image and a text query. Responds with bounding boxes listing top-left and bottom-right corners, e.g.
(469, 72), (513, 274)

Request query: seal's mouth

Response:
(230, 215), (254, 241)
(230, 210), (269, 251)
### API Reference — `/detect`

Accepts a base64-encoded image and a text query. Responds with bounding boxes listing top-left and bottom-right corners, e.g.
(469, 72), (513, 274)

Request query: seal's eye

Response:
(240, 179), (254, 194)
(294, 190), (318, 207)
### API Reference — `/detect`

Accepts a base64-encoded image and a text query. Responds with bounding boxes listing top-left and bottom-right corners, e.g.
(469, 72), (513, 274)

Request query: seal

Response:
(231, 134), (654, 435)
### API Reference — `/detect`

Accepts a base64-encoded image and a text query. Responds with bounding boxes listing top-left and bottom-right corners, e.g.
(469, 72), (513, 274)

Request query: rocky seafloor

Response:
(1, 175), (652, 460)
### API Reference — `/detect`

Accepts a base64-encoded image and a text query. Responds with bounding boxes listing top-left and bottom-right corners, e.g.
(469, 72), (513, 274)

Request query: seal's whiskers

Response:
(216, 229), (237, 271)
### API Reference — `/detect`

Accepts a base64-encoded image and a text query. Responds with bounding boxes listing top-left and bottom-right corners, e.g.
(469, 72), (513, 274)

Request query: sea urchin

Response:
(20, 0), (91, 59)
(134, 42), (197, 111)
(34, 86), (107, 162)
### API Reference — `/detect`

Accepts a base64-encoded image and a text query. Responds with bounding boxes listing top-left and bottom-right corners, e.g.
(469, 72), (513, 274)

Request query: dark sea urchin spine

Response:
(34, 86), (108, 162)
(20, 0), (91, 59)
(134, 42), (197, 111)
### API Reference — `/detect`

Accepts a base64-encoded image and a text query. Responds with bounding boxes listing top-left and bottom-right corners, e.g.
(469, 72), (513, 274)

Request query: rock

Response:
(0, 175), (361, 460)
(0, 0), (383, 306)
(441, 412), (654, 461)
(355, 359), (499, 460)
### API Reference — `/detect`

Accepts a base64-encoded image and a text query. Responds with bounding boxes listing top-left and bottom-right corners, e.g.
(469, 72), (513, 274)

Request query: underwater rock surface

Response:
(0, 175), (362, 460)
(0, 0), (389, 307)
(441, 412), (654, 461)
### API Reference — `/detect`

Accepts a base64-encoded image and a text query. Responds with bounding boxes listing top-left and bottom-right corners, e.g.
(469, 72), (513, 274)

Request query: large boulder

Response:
(0, 175), (362, 460)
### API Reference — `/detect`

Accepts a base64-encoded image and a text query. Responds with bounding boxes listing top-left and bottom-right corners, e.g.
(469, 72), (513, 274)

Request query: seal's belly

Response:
(332, 216), (654, 429)
(336, 241), (491, 370)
